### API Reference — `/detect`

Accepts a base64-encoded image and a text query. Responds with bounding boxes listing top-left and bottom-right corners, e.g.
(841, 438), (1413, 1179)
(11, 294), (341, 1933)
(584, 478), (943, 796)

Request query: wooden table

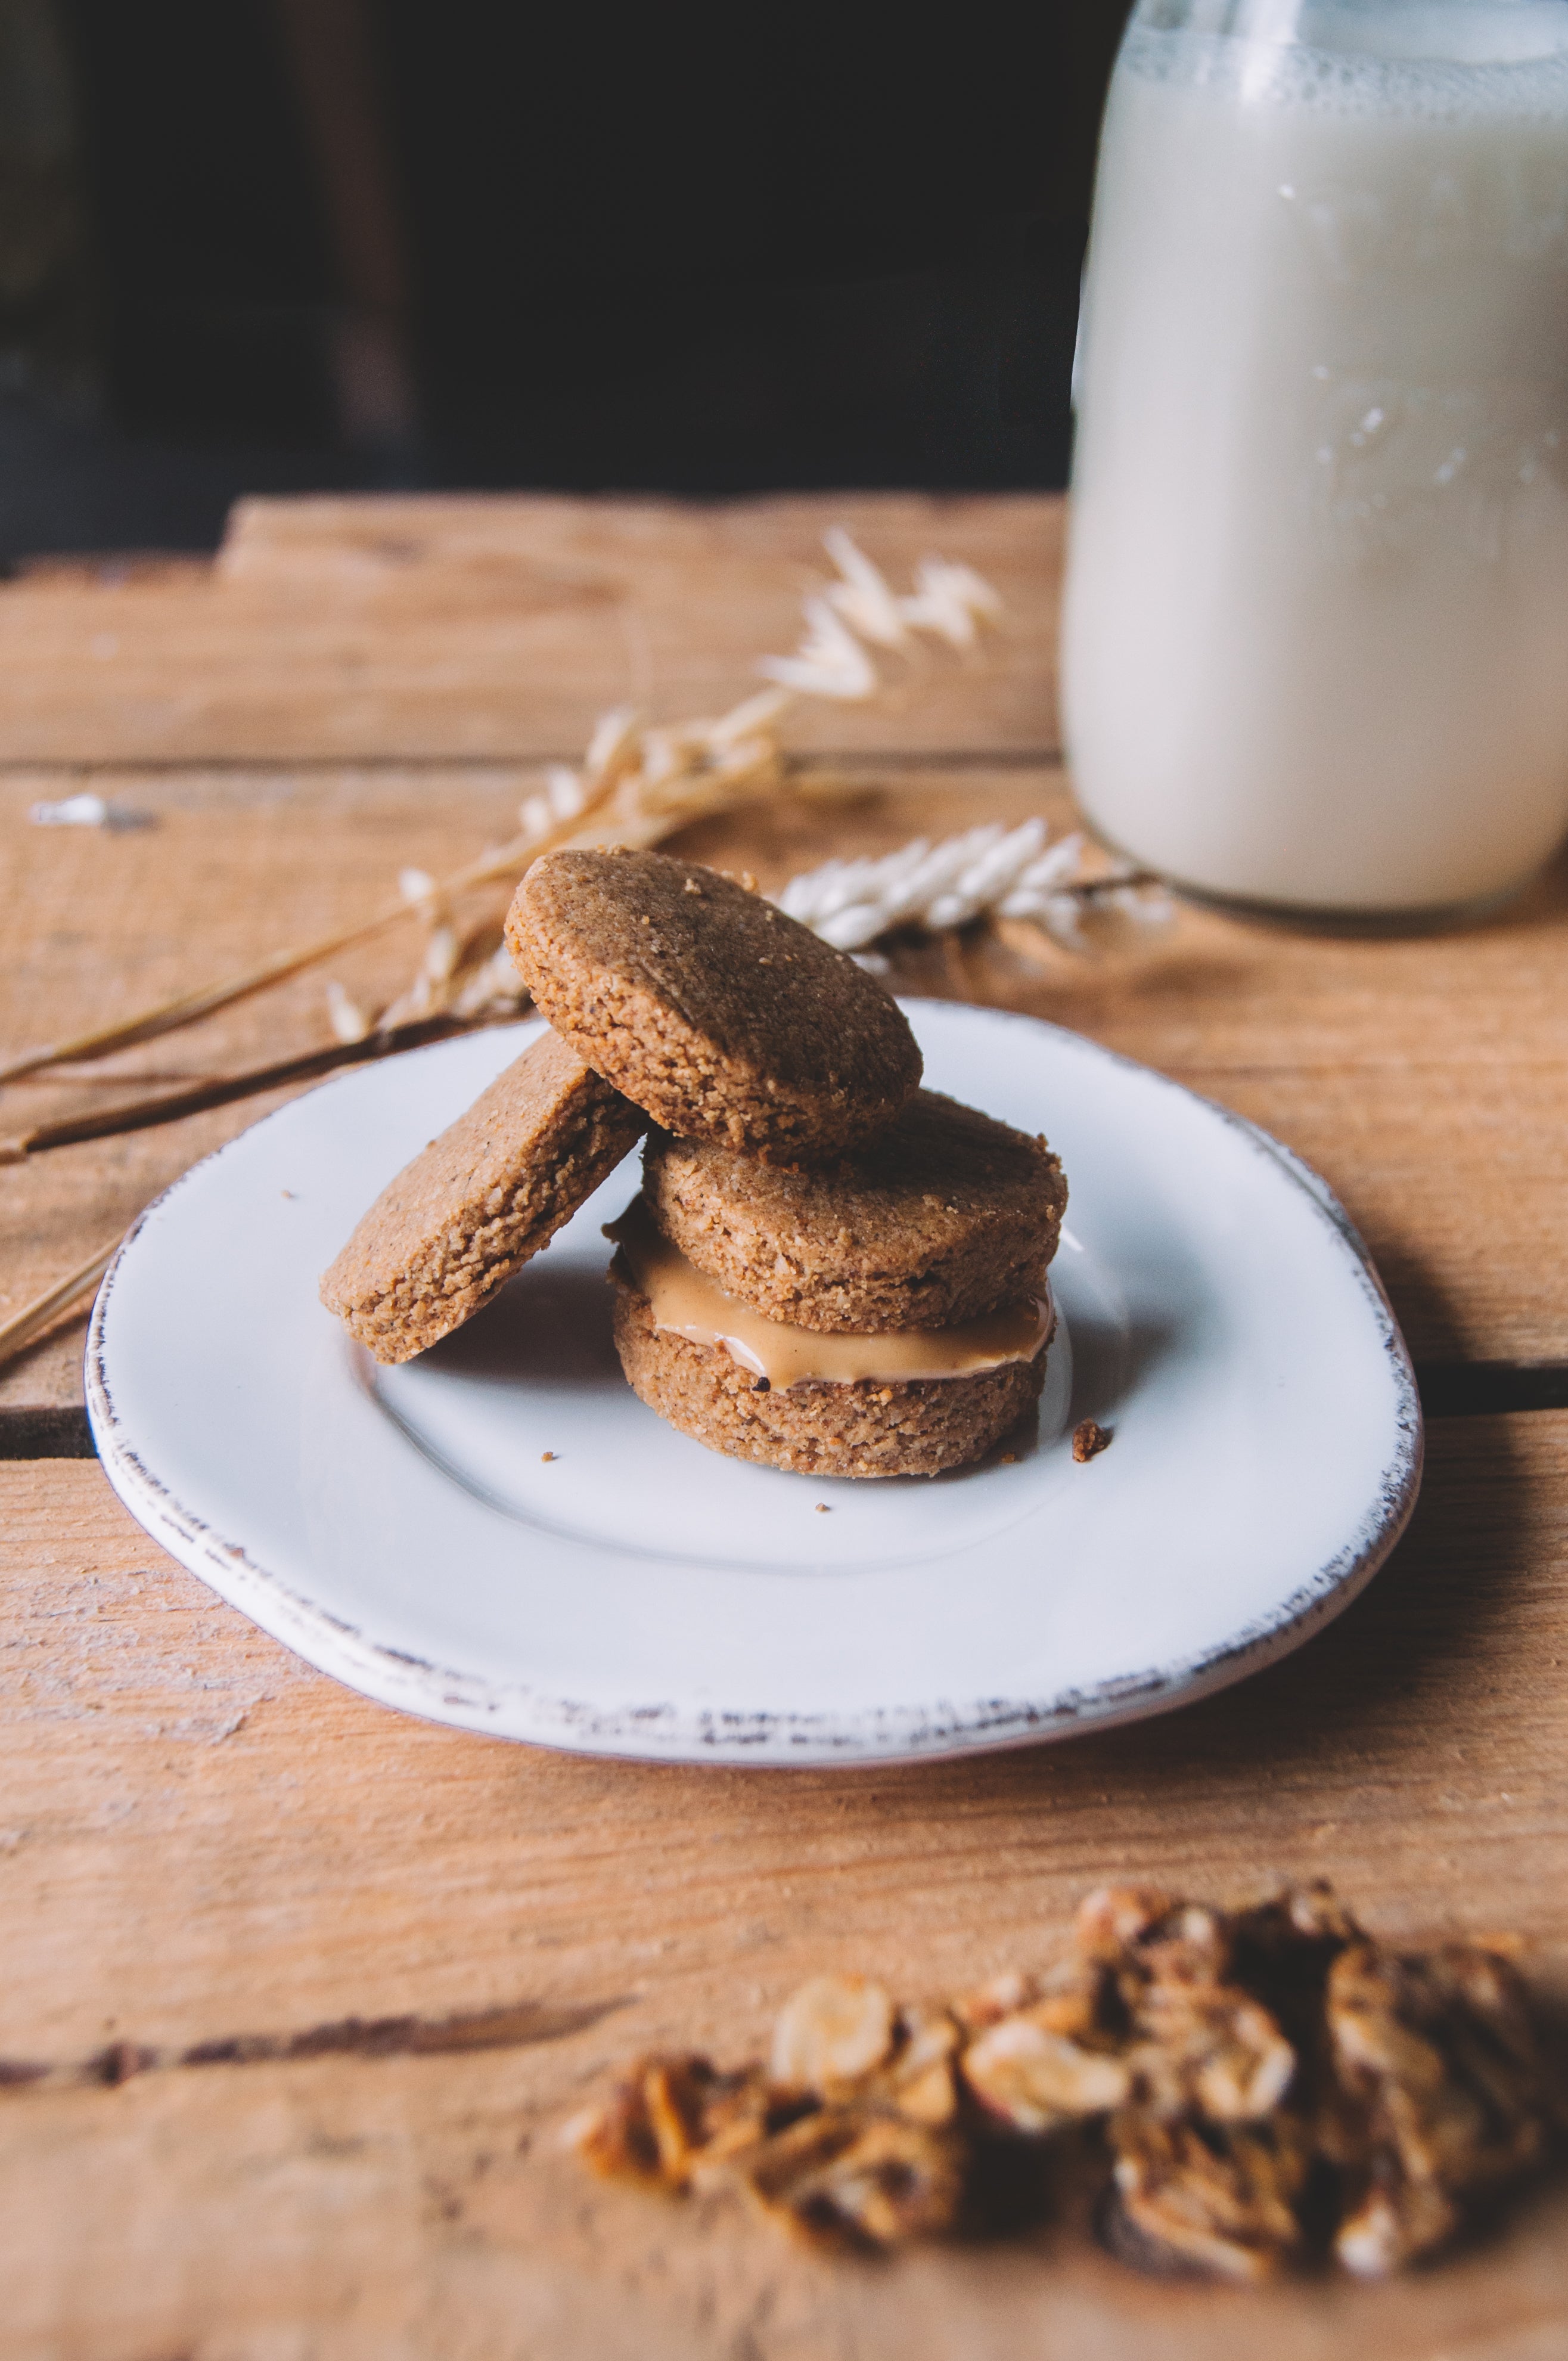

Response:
(2, 494), (1564, 2361)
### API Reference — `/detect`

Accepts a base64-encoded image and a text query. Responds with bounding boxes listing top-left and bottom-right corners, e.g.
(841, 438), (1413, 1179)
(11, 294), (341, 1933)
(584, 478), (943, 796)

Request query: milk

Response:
(1061, 4), (1568, 911)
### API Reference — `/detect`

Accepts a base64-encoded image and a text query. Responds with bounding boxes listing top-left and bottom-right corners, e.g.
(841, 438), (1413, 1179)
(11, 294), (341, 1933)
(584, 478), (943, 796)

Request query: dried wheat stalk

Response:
(0, 1236), (122, 1371)
(0, 541), (1166, 1366)
(1, 536), (1169, 1172)
(0, 1010), (512, 1166)
(0, 533), (1012, 1088)
(0, 706), (645, 1088)
(333, 541), (1168, 1035)
(776, 819), (1169, 965)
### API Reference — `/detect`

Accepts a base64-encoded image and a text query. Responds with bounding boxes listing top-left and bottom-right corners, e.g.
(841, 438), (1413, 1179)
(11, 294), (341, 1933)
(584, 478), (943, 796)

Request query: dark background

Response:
(0, 0), (1134, 564)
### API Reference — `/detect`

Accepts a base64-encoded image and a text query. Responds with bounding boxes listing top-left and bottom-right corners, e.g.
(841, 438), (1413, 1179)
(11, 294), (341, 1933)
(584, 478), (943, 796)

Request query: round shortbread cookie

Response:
(320, 1028), (645, 1364)
(504, 849), (921, 1159)
(643, 1089), (1067, 1333)
(610, 1266), (1048, 1479)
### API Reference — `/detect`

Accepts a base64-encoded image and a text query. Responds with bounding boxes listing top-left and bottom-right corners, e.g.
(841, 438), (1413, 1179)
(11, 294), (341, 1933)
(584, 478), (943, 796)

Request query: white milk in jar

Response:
(1061, 1), (1568, 912)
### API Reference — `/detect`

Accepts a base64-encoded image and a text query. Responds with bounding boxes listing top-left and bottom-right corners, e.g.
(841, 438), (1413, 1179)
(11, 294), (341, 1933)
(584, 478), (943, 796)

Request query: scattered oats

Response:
(1039, 893), (1086, 950)
(703, 735), (775, 794)
(760, 538), (1002, 696)
(641, 727), (697, 790)
(963, 2009), (1131, 2132)
(1325, 1939), (1547, 2276)
(32, 791), (109, 827)
(900, 556), (1006, 647)
(570, 1881), (1551, 2279)
(583, 704), (641, 786)
(375, 969), (437, 1031)
(545, 764), (585, 821)
(560, 2104), (607, 2155)
(30, 791), (153, 830)
(451, 942), (529, 1020)
(777, 821), (1116, 956)
(421, 924), (459, 985)
(518, 757), (600, 839)
(703, 688), (791, 749)
(757, 594), (878, 702)
(325, 979), (372, 1044)
(1109, 880), (1175, 928)
(821, 527), (911, 649)
(773, 1977), (896, 2091)
(35, 529), (1056, 1144)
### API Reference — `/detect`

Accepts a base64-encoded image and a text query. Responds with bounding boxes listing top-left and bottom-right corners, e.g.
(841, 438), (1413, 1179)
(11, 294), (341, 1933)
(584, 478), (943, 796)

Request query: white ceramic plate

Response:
(87, 1004), (1421, 1767)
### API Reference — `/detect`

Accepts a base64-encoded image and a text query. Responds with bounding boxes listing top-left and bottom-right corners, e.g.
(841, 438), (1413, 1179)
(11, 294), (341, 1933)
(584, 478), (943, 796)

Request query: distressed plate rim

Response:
(86, 1005), (1424, 1766)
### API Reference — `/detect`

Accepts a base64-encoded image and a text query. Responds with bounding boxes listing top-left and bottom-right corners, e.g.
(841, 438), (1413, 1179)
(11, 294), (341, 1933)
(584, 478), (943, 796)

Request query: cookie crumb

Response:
(281, 1189), (296, 1199)
(541, 1451), (558, 1463)
(1073, 1419), (1111, 1464)
(815, 1502), (830, 1513)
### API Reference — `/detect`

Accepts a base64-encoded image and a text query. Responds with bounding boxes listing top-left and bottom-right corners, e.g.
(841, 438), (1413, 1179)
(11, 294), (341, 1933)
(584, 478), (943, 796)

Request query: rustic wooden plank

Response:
(2, 1419), (1565, 2357)
(0, 760), (537, 1405)
(4, 762), (1565, 1409)
(0, 493), (1063, 767)
(682, 795), (1568, 1369)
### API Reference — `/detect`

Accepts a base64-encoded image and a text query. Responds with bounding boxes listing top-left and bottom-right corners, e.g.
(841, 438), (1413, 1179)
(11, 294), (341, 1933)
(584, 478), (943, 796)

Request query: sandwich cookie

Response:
(643, 1089), (1067, 1333)
(608, 1200), (1051, 1479)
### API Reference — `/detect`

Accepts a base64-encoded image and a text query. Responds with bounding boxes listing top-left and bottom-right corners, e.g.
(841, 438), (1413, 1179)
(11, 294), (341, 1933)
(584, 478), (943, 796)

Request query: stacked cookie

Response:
(322, 848), (1067, 1479)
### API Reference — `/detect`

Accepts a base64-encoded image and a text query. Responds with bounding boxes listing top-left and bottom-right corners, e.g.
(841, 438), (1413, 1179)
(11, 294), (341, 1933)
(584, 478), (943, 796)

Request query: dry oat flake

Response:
(570, 1881), (1554, 2281)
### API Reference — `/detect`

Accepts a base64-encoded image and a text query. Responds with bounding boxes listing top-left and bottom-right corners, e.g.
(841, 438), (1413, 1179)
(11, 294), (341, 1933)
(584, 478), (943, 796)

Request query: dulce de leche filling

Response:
(607, 1196), (1051, 1390)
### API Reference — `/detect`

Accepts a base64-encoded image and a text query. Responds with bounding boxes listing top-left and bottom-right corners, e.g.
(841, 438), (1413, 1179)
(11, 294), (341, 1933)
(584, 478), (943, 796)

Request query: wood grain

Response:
(2, 761), (1565, 1406)
(2, 1420), (1564, 2359)
(2, 491), (1566, 2357)
(0, 493), (1063, 767)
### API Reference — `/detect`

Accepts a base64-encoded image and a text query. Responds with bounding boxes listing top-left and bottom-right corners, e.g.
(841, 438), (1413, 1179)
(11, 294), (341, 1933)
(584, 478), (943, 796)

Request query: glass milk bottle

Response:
(1061, 0), (1568, 915)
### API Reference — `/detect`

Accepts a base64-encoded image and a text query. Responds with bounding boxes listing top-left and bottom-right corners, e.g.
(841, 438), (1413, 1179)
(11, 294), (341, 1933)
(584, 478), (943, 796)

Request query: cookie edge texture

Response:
(321, 1032), (645, 1363)
(610, 1265), (1048, 1479)
(505, 851), (921, 1158)
(642, 1099), (1068, 1333)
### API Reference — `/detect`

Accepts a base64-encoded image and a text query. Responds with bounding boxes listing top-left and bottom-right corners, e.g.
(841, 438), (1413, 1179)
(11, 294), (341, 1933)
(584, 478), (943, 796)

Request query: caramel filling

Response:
(607, 1196), (1051, 1390)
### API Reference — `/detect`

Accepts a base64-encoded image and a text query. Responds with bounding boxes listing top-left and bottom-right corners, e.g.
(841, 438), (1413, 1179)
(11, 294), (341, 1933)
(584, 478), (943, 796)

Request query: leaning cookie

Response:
(644, 1090), (1067, 1333)
(610, 1271), (1048, 1479)
(504, 848), (921, 1159)
(321, 1028), (645, 1364)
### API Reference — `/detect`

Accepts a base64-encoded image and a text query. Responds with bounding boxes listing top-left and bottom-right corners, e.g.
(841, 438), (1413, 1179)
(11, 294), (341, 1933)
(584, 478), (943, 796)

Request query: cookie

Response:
(321, 1027), (645, 1363)
(504, 849), (921, 1158)
(643, 1090), (1067, 1333)
(611, 1268), (1048, 1479)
